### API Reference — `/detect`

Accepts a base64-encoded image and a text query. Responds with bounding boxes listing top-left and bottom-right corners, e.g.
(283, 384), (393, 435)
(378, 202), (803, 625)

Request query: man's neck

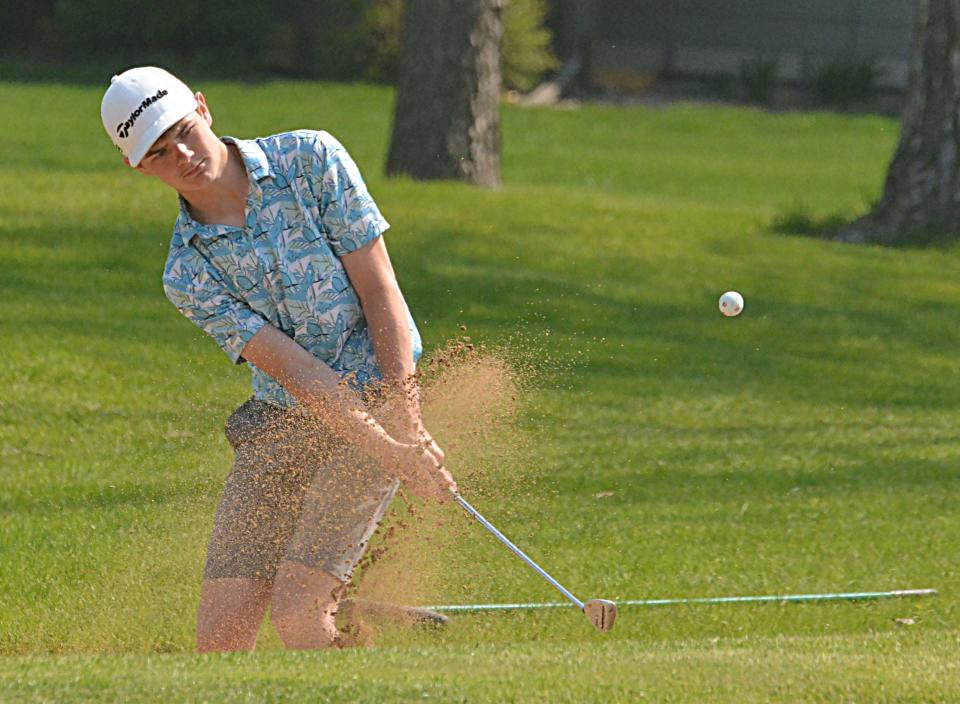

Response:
(180, 142), (248, 227)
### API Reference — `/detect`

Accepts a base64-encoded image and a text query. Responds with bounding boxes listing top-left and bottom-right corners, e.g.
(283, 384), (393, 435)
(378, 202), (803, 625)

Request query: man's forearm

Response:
(240, 323), (452, 501)
(340, 236), (426, 440)
(362, 282), (424, 436)
(240, 324), (401, 464)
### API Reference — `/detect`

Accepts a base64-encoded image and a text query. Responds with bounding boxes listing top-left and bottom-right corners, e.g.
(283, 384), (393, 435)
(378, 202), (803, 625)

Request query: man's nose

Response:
(176, 142), (193, 161)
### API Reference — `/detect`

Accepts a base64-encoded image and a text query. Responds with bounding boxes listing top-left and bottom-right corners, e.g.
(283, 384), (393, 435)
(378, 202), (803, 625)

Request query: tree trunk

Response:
(836, 0), (960, 244)
(386, 0), (502, 187)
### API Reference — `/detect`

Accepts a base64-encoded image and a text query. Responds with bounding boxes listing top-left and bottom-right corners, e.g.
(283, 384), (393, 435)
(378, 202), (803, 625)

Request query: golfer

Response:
(101, 67), (456, 652)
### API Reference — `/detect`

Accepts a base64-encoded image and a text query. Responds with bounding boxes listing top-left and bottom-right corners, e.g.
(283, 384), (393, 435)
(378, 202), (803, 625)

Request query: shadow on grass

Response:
(770, 202), (960, 250)
(769, 203), (855, 239)
(0, 479), (213, 515)
(879, 226), (960, 250)
(574, 454), (960, 510)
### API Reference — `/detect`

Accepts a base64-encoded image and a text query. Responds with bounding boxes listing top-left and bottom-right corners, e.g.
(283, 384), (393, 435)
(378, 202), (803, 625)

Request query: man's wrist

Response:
(376, 378), (423, 438)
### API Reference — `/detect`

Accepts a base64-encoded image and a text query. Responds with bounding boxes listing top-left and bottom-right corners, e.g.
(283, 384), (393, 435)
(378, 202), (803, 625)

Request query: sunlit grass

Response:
(1, 78), (958, 701)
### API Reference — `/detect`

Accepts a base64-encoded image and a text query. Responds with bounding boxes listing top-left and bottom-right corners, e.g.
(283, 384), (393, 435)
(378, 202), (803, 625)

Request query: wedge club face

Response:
(583, 599), (617, 632)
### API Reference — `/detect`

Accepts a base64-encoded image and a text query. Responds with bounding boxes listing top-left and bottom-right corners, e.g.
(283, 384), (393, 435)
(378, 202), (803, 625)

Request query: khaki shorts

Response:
(203, 398), (399, 583)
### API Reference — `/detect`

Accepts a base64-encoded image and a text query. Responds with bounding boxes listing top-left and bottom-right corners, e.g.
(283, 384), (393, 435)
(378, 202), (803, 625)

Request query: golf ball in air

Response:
(719, 291), (744, 317)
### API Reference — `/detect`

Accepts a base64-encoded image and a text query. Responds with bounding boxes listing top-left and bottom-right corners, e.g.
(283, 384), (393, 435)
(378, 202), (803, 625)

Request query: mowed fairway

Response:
(1, 79), (959, 702)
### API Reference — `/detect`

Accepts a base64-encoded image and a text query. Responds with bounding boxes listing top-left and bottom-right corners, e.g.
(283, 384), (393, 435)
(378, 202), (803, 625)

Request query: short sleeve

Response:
(163, 254), (269, 364)
(308, 132), (389, 257)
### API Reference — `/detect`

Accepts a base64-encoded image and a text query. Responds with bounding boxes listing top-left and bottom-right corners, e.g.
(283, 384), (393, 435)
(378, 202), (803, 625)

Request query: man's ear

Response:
(195, 91), (214, 127)
(124, 156), (148, 173)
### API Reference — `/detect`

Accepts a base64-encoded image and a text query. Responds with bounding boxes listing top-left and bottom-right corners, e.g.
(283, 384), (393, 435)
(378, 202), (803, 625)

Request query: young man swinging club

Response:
(101, 66), (457, 652)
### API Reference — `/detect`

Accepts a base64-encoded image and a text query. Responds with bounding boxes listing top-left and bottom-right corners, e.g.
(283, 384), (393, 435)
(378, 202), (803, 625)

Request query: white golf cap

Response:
(101, 66), (199, 167)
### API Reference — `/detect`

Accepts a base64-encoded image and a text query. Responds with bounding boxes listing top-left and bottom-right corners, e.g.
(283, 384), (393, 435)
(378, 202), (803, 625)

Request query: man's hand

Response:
(417, 425), (445, 468)
(387, 439), (457, 502)
(394, 420), (453, 501)
(241, 325), (456, 501)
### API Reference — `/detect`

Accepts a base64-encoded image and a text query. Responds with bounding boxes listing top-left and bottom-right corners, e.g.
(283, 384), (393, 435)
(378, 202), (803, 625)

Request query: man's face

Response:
(131, 92), (227, 193)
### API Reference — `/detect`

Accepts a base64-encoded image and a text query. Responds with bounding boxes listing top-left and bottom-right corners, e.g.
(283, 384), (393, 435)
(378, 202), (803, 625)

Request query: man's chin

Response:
(175, 172), (213, 192)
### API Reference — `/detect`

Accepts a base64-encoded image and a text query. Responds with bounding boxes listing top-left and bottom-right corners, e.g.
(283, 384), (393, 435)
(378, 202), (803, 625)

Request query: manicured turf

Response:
(1, 78), (958, 701)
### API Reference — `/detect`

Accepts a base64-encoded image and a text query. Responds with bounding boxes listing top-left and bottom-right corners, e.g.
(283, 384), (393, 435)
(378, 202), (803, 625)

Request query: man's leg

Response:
(268, 429), (399, 649)
(199, 399), (313, 652)
(197, 577), (272, 652)
(269, 562), (344, 649)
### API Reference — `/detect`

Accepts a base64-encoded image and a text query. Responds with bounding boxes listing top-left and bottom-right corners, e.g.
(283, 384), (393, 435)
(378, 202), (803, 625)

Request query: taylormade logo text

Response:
(116, 89), (168, 139)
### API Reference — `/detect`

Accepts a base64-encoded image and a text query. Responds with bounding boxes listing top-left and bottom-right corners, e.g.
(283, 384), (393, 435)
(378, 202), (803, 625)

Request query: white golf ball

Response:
(718, 291), (744, 317)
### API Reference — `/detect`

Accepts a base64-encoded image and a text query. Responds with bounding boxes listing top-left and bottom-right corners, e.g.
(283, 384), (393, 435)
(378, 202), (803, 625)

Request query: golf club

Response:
(452, 491), (617, 632)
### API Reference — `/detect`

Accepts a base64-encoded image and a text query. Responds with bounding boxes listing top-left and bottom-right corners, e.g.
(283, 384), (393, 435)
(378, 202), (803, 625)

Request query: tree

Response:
(386, 0), (503, 187)
(837, 0), (960, 244)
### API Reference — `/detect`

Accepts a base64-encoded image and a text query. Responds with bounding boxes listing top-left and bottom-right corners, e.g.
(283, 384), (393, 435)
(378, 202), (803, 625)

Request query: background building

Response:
(549, 0), (914, 92)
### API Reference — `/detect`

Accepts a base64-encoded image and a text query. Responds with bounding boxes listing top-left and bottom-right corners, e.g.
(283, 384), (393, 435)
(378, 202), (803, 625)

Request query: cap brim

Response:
(127, 95), (199, 167)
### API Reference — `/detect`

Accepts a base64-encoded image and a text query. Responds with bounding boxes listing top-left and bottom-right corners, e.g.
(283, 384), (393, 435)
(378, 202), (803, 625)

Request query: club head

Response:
(583, 599), (617, 632)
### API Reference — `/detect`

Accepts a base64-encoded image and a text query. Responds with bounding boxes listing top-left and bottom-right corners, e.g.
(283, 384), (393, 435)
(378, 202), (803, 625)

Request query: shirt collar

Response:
(171, 136), (274, 247)
(224, 136), (273, 183)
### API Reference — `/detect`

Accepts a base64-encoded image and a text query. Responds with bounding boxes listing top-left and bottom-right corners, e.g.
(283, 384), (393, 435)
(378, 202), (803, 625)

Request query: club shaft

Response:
(425, 588), (938, 613)
(453, 493), (584, 610)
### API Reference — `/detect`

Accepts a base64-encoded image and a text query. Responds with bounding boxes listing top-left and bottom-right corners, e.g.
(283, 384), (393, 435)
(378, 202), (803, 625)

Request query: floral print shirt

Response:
(162, 130), (421, 408)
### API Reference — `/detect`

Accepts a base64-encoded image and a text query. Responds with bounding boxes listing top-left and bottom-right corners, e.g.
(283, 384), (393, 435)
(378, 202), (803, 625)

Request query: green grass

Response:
(2, 78), (959, 701)
(3, 631), (959, 703)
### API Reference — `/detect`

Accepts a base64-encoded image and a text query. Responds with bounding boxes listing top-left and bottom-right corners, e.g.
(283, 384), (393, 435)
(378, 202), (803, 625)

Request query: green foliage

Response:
(361, 0), (405, 82)
(814, 56), (883, 106)
(0, 0), (57, 55)
(17, 0), (557, 88)
(501, 0), (559, 91)
(300, 0), (370, 80)
(258, 1), (371, 79)
(52, 0), (275, 69)
(738, 56), (779, 105)
(361, 0), (558, 89)
(29, 0), (371, 79)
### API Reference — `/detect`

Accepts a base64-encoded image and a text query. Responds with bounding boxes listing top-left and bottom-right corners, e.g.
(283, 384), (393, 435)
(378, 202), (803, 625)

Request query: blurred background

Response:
(0, 0), (913, 111)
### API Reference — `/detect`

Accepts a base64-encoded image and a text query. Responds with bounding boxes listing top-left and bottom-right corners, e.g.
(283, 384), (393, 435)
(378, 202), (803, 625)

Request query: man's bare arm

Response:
(341, 237), (449, 472)
(341, 237), (433, 448)
(240, 323), (455, 500)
